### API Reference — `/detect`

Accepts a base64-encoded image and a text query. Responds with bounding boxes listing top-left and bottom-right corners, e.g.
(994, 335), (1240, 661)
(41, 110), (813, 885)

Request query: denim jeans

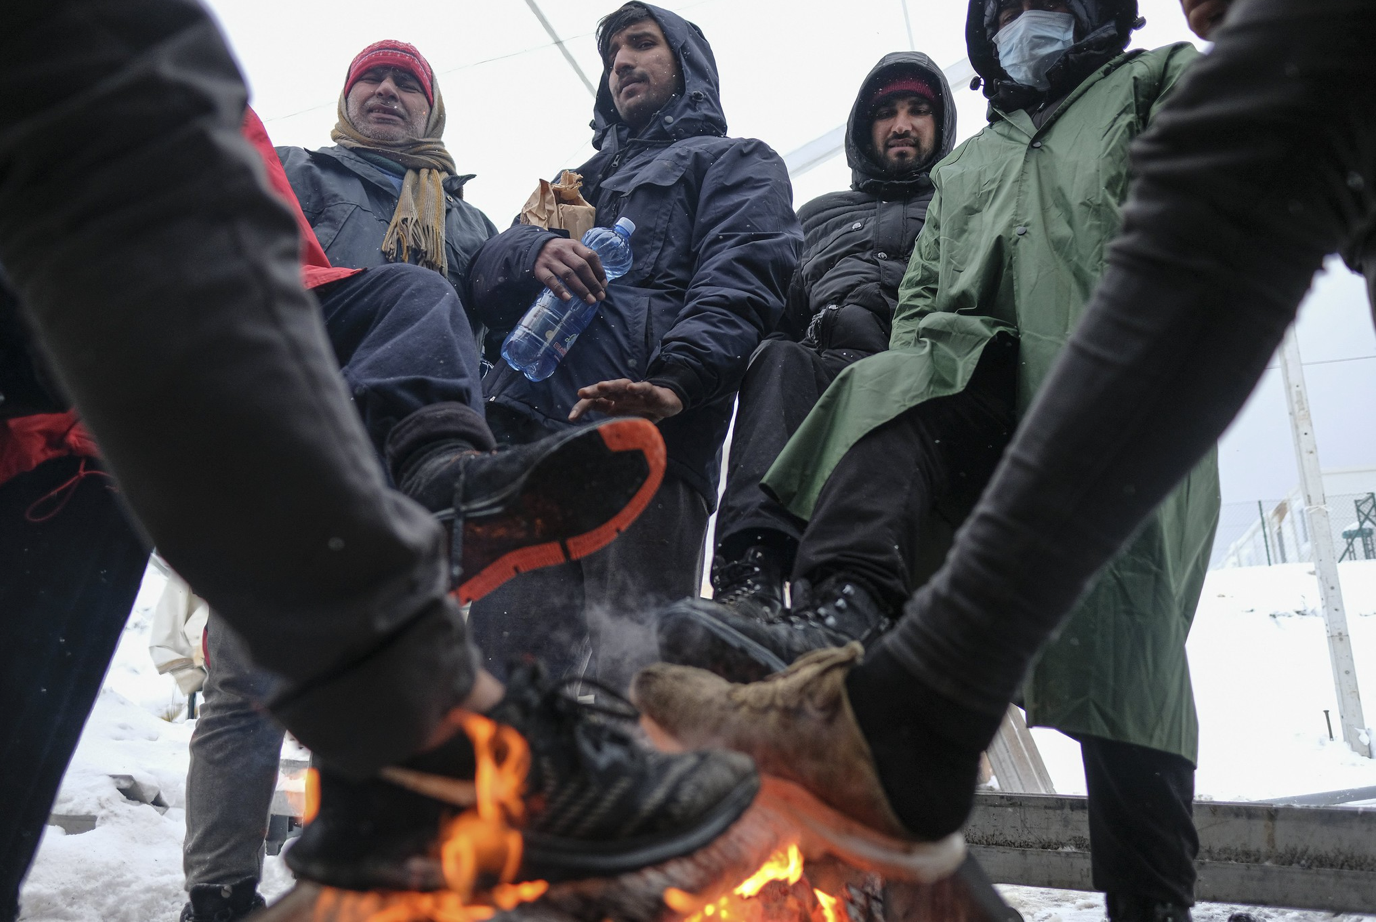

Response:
(183, 613), (286, 891)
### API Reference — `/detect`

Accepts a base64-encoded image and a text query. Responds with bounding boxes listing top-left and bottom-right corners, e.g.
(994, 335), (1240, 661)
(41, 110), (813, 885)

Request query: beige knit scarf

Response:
(332, 86), (457, 275)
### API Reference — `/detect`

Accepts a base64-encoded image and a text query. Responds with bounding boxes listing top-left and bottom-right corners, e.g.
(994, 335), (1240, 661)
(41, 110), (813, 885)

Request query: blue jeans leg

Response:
(183, 612), (286, 890)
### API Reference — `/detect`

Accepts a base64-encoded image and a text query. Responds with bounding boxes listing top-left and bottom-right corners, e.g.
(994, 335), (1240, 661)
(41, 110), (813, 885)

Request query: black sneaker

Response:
(179, 877), (265, 922)
(1106, 894), (1194, 922)
(710, 545), (786, 620)
(398, 417), (667, 604)
(283, 663), (759, 892)
(657, 575), (894, 683)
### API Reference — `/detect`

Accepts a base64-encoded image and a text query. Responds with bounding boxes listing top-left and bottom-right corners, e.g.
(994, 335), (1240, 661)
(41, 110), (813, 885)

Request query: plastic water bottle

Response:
(502, 217), (637, 381)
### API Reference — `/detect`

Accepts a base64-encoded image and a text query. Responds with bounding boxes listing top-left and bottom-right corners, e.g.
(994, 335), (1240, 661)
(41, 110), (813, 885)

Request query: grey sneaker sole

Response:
(523, 768), (761, 881)
(756, 776), (967, 883)
(640, 713), (966, 884)
(656, 598), (790, 682)
(288, 763), (762, 892)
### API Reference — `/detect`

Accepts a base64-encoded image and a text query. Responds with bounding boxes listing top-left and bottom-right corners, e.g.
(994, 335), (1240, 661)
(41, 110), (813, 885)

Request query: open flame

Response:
(664, 845), (846, 922)
(303, 712), (549, 922)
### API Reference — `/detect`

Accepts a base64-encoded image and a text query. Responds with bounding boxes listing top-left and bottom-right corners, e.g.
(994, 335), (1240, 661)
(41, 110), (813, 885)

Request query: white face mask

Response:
(992, 10), (1076, 91)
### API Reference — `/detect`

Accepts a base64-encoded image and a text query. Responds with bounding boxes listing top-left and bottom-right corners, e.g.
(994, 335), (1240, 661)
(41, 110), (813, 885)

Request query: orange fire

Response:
(664, 845), (846, 922)
(307, 712), (549, 922)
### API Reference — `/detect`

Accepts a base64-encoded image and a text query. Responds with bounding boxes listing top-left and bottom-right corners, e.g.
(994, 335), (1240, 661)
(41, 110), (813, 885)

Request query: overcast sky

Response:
(203, 0), (1376, 504)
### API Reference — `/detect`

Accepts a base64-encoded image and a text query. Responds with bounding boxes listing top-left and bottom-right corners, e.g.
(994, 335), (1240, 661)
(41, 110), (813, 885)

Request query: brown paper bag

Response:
(518, 170), (597, 242)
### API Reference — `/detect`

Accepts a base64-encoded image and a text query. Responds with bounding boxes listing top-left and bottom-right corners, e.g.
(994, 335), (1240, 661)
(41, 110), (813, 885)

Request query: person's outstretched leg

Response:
(0, 0), (471, 773)
(636, 0), (1376, 843)
(0, 0), (761, 897)
(183, 614), (285, 917)
(862, 0), (1376, 825)
(0, 458), (148, 920)
(657, 338), (1014, 684)
(315, 263), (487, 459)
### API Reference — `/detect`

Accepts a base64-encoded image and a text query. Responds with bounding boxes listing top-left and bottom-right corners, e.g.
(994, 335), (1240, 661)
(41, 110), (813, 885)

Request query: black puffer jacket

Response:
(277, 145), (498, 305)
(779, 52), (957, 361)
(468, 4), (802, 502)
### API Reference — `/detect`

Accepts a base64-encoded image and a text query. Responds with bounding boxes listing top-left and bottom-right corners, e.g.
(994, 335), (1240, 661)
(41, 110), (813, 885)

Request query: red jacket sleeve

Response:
(240, 108), (361, 290)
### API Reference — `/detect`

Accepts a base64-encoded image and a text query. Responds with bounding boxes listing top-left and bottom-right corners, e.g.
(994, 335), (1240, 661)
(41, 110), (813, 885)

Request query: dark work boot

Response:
(387, 407), (668, 604)
(710, 544), (787, 619)
(179, 877), (265, 922)
(283, 663), (759, 892)
(656, 574), (894, 683)
(1106, 894), (1193, 922)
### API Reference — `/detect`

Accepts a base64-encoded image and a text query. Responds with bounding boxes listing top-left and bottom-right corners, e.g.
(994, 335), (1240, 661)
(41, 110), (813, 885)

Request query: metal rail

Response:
(966, 792), (1376, 913)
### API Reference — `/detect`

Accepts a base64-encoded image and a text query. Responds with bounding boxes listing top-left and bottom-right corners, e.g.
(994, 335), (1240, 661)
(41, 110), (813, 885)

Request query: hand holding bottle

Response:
(502, 218), (636, 382)
(531, 238), (607, 305)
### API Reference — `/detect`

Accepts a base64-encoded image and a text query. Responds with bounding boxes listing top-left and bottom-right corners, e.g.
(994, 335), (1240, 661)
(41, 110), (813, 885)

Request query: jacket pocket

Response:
(597, 152), (694, 284)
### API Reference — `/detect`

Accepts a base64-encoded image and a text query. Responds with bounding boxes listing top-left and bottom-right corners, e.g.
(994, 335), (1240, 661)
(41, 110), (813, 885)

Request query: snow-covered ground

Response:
(17, 563), (1376, 920)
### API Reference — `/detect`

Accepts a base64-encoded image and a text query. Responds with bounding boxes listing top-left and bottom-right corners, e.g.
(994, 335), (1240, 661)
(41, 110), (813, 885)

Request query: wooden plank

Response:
(966, 793), (1376, 912)
(984, 707), (1055, 795)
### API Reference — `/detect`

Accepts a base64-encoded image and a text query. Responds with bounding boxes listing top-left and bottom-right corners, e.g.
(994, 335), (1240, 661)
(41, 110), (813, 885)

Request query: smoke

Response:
(581, 598), (665, 693)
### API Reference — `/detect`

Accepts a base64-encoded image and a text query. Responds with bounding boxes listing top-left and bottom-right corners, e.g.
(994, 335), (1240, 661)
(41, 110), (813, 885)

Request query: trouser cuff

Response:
(384, 402), (495, 482)
(268, 596), (479, 778)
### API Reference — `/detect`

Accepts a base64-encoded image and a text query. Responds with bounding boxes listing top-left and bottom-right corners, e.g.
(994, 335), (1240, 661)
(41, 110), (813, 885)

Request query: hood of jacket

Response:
(966, 0), (1140, 113)
(591, 3), (727, 152)
(845, 51), (957, 197)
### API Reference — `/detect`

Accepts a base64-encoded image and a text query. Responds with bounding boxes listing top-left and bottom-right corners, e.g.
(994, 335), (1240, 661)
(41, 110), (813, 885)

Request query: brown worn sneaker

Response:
(630, 644), (966, 882)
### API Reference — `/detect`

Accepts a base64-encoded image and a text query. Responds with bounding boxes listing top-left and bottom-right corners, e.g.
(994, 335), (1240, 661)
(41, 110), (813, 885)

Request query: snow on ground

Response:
(18, 562), (1376, 920)
(15, 565), (297, 922)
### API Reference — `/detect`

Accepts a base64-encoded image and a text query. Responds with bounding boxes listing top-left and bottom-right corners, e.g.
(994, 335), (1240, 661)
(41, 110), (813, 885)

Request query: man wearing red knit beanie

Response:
(179, 44), (506, 921)
(277, 40), (497, 300)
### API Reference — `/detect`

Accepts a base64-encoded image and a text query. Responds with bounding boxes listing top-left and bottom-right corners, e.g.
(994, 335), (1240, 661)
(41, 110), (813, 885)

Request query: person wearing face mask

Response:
(651, 2), (1217, 919)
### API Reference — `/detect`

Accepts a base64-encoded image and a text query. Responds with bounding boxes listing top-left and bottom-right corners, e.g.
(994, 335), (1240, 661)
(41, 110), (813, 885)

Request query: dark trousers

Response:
(1079, 736), (1198, 907)
(0, 457), (149, 920)
(792, 339), (1017, 610)
(0, 0), (474, 780)
(468, 473), (709, 690)
(181, 267), (489, 890)
(714, 338), (859, 560)
(316, 263), (485, 459)
(883, 0), (1376, 724)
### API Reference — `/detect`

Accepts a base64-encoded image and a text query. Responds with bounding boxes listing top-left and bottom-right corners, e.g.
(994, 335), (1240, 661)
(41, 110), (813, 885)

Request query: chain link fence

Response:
(1211, 491), (1376, 569)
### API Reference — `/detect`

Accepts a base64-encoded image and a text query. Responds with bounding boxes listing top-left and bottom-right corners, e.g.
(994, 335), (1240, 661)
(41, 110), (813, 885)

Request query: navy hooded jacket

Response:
(467, 4), (803, 503)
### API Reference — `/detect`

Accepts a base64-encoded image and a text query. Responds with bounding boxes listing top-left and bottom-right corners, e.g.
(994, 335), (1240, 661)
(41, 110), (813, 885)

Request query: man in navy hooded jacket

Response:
(465, 2), (802, 685)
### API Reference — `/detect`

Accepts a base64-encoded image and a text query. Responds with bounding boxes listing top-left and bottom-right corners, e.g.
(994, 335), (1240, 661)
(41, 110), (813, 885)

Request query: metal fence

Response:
(1210, 491), (1376, 569)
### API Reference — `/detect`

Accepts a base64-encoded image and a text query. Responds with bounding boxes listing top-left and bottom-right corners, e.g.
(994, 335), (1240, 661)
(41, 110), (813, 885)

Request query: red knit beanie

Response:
(869, 75), (937, 112)
(344, 40), (435, 105)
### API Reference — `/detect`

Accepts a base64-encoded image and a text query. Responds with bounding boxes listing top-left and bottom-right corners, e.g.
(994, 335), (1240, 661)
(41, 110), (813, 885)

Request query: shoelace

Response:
(780, 589), (893, 643)
(551, 675), (640, 722)
(713, 557), (781, 607)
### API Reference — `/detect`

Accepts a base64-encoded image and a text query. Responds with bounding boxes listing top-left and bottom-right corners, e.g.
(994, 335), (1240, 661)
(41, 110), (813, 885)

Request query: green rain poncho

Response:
(765, 44), (1219, 761)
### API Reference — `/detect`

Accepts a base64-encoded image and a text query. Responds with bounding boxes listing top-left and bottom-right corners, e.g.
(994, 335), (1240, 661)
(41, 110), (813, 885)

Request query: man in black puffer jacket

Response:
(465, 2), (801, 686)
(709, 53), (957, 616)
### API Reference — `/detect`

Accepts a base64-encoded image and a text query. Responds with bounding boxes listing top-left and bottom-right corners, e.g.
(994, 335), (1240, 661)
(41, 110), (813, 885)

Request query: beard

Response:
(878, 146), (932, 177)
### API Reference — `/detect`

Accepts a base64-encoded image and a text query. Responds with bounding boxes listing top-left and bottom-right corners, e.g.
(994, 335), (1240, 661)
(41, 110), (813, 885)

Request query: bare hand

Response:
(569, 379), (684, 423)
(1180, 0), (1231, 40)
(533, 237), (607, 305)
